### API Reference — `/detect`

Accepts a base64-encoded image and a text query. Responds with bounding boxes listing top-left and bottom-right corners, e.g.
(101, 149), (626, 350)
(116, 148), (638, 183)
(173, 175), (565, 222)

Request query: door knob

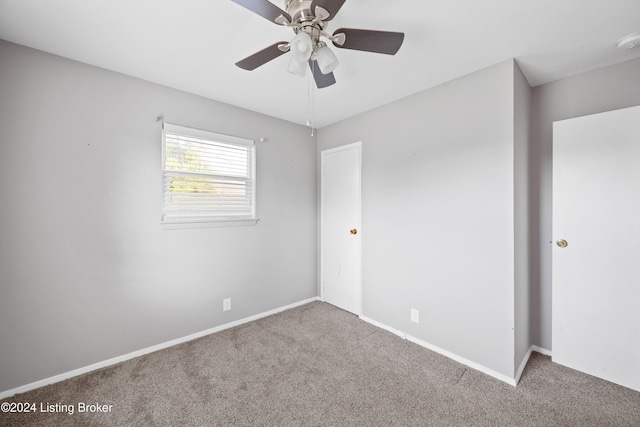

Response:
(350, 229), (358, 235)
(556, 239), (568, 248)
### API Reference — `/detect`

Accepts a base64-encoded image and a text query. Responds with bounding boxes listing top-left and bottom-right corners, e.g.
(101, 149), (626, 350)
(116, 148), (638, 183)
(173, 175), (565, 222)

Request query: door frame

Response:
(320, 141), (362, 315)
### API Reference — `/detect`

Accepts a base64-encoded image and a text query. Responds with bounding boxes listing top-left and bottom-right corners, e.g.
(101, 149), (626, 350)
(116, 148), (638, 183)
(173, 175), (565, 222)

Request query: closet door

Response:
(321, 142), (362, 315)
(552, 105), (640, 392)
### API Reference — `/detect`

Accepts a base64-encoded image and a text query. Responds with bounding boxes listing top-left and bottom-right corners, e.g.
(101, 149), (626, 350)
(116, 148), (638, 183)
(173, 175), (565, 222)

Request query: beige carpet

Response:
(1, 301), (639, 426)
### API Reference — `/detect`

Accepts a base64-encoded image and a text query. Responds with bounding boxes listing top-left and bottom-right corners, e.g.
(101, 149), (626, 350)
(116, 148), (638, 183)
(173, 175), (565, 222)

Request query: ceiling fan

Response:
(231, 0), (405, 88)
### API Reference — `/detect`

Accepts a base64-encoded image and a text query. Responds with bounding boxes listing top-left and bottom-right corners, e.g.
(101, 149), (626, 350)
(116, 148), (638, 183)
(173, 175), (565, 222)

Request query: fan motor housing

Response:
(286, 0), (316, 25)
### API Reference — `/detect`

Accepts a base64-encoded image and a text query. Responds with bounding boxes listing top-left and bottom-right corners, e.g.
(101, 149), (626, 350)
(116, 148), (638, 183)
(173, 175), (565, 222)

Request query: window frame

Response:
(161, 123), (257, 227)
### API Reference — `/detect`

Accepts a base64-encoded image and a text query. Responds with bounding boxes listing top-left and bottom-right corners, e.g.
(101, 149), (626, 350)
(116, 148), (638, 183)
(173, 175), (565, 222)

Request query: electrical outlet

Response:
(223, 298), (231, 312)
(411, 308), (419, 324)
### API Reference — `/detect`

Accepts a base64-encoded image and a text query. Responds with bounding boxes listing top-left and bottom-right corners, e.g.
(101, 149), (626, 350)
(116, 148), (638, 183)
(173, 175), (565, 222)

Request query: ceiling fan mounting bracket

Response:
(274, 15), (291, 25)
(285, 0), (315, 24)
(285, 0), (328, 40)
(314, 6), (330, 22)
(332, 32), (346, 46)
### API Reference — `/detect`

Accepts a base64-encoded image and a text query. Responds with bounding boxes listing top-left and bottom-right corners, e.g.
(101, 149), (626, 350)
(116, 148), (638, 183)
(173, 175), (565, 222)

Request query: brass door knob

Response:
(556, 239), (568, 248)
(350, 229), (358, 235)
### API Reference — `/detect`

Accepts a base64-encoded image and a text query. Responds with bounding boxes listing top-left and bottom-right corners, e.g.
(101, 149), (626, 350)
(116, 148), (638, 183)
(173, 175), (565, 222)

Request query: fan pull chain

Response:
(308, 61), (315, 137)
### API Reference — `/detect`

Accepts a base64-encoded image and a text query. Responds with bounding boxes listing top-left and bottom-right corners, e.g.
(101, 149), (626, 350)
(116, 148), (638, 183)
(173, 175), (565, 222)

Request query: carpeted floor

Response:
(1, 301), (639, 426)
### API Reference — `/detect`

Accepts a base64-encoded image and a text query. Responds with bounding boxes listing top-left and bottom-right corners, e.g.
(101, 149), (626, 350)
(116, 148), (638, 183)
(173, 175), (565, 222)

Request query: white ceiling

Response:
(1, 0), (639, 128)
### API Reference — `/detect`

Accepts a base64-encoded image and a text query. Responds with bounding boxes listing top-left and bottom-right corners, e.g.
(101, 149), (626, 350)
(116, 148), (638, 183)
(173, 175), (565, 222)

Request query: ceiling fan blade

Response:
(230, 0), (291, 24)
(309, 60), (336, 88)
(236, 42), (290, 71)
(310, 0), (346, 21)
(332, 28), (405, 55)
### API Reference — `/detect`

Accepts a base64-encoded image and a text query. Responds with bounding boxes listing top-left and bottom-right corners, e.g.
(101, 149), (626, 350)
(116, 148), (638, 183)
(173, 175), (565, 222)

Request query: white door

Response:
(321, 142), (362, 315)
(552, 105), (640, 392)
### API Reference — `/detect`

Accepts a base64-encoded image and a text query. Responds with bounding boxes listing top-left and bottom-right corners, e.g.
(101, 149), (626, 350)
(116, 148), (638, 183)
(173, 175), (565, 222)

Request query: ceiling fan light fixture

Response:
(287, 56), (307, 77)
(316, 45), (339, 74)
(617, 31), (640, 50)
(232, 0), (405, 89)
(291, 31), (313, 62)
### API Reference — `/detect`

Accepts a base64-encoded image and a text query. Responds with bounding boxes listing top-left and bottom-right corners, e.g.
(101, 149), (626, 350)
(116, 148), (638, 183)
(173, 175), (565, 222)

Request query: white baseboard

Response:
(406, 334), (518, 386)
(531, 345), (552, 357)
(360, 315), (520, 387)
(513, 345), (552, 385)
(0, 297), (319, 400)
(514, 347), (533, 385)
(359, 315), (407, 339)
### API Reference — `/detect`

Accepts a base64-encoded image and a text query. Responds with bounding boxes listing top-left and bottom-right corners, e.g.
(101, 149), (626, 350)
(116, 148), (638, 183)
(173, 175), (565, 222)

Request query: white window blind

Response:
(162, 123), (256, 224)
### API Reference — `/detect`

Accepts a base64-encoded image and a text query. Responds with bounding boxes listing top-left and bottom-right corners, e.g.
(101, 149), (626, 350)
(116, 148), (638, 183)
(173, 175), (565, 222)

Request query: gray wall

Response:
(529, 57), (640, 351)
(317, 56), (640, 375)
(0, 40), (317, 392)
(3, 35), (638, 393)
(514, 62), (532, 372)
(317, 60), (523, 378)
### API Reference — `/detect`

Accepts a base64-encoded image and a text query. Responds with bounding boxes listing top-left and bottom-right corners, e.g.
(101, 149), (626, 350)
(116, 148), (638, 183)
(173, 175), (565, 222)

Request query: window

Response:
(161, 123), (256, 224)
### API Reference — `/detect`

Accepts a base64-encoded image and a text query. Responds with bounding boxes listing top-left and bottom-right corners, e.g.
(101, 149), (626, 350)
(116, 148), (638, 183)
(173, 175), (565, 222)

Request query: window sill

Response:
(161, 218), (259, 230)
